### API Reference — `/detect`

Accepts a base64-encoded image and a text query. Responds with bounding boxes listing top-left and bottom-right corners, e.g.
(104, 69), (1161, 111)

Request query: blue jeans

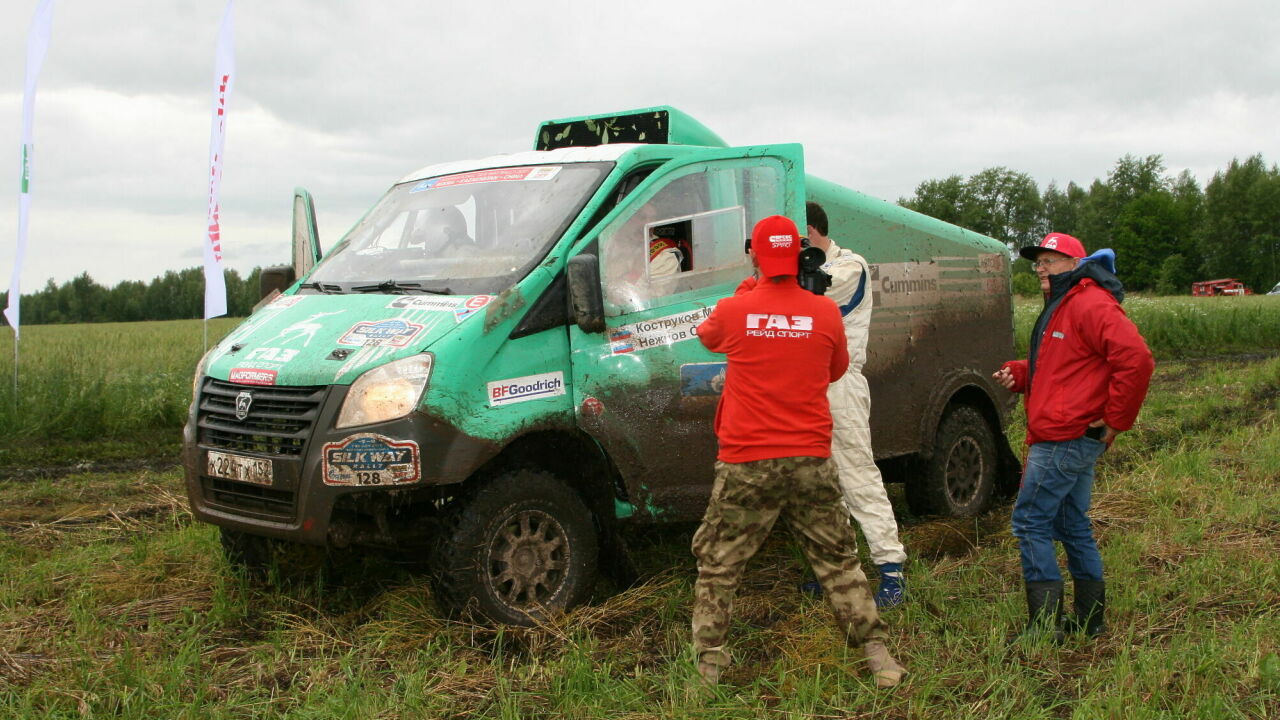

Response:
(1011, 436), (1107, 583)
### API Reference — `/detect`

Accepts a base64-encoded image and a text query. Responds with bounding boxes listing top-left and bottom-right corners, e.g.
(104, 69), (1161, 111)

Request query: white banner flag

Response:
(203, 0), (235, 320)
(4, 0), (55, 337)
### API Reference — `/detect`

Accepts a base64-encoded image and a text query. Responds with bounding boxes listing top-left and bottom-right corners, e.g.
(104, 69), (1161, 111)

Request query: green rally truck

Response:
(183, 106), (1018, 624)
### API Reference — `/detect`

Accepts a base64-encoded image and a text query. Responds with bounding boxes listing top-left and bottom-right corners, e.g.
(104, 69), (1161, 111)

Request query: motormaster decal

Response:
(609, 306), (713, 355)
(488, 371), (566, 407)
(321, 434), (420, 487)
(410, 166), (561, 192)
(385, 295), (493, 323)
(229, 368), (278, 386)
(680, 362), (726, 397)
(338, 318), (426, 348)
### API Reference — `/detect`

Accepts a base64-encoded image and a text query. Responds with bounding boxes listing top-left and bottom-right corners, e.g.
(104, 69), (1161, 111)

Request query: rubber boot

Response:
(1013, 580), (1065, 643)
(874, 563), (905, 609)
(863, 640), (907, 689)
(1063, 578), (1106, 637)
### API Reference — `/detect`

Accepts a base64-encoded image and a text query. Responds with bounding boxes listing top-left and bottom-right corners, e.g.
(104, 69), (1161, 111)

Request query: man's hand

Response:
(1088, 419), (1117, 443)
(992, 367), (1016, 390)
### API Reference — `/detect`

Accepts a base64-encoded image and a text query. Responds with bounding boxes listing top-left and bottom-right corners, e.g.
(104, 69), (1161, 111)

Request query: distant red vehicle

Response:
(1192, 279), (1253, 296)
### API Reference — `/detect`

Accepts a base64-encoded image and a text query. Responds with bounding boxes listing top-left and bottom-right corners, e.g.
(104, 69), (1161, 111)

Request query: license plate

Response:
(207, 450), (273, 486)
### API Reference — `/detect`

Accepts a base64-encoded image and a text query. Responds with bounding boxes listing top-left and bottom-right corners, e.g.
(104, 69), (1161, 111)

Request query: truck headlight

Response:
(336, 354), (434, 429)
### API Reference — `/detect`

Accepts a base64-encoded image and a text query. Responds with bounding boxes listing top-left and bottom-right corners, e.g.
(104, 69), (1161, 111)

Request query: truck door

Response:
(567, 145), (804, 522)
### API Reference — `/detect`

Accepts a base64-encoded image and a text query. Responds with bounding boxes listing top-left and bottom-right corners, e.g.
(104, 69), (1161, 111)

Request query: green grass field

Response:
(0, 297), (1277, 718)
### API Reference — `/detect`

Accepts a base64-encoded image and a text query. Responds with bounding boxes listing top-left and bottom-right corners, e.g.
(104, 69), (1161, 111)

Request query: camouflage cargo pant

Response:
(692, 456), (887, 671)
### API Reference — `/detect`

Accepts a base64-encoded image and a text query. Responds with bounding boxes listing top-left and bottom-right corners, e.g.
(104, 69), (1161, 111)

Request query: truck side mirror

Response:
(259, 265), (296, 300)
(566, 254), (606, 333)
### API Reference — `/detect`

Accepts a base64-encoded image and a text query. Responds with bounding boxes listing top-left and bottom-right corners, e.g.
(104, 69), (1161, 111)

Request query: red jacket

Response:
(697, 276), (849, 462)
(1002, 278), (1154, 445)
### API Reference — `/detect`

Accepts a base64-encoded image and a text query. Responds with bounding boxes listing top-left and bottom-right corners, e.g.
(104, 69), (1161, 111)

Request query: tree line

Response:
(899, 153), (1280, 295)
(0, 267), (265, 326)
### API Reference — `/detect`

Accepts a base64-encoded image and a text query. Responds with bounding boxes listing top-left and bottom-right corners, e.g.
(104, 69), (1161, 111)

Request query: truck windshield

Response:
(305, 162), (611, 295)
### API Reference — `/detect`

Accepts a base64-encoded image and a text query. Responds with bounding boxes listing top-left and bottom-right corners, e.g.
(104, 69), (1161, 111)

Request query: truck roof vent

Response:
(535, 106), (727, 151)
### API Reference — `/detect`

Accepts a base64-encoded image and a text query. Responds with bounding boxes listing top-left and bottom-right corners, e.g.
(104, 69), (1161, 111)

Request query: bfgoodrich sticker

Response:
(321, 434), (420, 487)
(488, 371), (566, 407)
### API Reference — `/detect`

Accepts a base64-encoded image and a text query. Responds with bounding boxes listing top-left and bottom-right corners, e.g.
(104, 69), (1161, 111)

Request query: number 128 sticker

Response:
(321, 433), (420, 487)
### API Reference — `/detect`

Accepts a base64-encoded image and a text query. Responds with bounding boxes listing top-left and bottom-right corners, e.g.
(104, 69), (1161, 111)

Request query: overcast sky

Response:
(1, 0), (1277, 289)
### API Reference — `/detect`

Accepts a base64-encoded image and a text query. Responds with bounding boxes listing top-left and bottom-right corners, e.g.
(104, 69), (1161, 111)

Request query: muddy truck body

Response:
(183, 106), (1018, 624)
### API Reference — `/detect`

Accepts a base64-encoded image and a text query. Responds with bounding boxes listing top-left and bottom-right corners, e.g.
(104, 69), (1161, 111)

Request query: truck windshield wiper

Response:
(297, 281), (345, 294)
(348, 280), (451, 295)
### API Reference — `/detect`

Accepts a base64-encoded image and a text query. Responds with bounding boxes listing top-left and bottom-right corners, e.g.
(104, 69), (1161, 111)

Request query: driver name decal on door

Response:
(609, 306), (713, 355)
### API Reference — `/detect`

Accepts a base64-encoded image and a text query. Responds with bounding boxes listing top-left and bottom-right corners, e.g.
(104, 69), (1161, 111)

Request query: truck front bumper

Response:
(183, 379), (497, 546)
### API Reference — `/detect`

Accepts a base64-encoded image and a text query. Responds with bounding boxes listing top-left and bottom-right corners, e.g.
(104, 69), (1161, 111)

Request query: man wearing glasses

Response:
(993, 233), (1153, 642)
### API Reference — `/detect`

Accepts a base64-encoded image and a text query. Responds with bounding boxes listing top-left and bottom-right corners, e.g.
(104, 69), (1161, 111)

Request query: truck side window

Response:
(599, 160), (786, 315)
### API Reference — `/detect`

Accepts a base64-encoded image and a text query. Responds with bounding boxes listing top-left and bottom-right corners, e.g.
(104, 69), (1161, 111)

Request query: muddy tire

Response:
(431, 470), (598, 626)
(906, 405), (997, 518)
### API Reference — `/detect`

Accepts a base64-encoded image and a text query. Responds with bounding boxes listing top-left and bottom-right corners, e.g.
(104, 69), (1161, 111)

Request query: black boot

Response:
(1014, 580), (1065, 643)
(1063, 579), (1106, 637)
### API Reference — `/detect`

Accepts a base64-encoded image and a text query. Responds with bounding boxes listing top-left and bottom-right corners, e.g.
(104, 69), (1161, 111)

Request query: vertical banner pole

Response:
(4, 0), (55, 407)
(202, 0), (235, 321)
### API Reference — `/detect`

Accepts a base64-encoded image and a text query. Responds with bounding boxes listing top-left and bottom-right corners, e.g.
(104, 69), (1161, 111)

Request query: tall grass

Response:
(0, 319), (238, 449)
(1014, 294), (1280, 359)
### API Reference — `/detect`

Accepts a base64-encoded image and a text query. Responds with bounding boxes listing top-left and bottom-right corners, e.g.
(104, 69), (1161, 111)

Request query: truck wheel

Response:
(431, 470), (598, 626)
(906, 405), (997, 518)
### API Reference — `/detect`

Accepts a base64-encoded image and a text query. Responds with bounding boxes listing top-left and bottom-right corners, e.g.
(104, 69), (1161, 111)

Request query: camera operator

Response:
(691, 215), (905, 689)
(804, 201), (908, 608)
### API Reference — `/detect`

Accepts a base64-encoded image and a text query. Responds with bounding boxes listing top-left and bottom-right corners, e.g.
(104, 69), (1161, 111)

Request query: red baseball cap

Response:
(750, 215), (802, 277)
(1020, 232), (1086, 262)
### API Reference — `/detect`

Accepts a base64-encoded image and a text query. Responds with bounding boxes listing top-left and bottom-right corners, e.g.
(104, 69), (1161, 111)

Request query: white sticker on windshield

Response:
(410, 166), (562, 192)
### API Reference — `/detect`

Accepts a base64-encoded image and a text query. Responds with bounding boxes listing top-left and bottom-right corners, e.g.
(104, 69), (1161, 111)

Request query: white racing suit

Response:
(824, 242), (907, 567)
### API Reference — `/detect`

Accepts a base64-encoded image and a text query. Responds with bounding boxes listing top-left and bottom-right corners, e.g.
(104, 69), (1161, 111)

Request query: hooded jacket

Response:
(1001, 250), (1155, 445)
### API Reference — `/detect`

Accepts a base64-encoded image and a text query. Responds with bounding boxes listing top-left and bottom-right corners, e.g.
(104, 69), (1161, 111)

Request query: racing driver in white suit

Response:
(805, 201), (907, 608)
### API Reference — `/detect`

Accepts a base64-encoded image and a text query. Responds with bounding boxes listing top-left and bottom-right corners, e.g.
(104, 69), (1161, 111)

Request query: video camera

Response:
(743, 236), (833, 297)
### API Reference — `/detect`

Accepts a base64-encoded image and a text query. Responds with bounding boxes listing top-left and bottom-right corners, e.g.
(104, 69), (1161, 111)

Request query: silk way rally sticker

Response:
(385, 295), (493, 323)
(337, 318), (425, 347)
(609, 306), (713, 355)
(321, 434), (420, 487)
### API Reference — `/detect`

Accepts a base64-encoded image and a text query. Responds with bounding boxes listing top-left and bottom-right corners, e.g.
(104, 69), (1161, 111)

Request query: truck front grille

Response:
(198, 379), (326, 456)
(201, 478), (296, 522)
